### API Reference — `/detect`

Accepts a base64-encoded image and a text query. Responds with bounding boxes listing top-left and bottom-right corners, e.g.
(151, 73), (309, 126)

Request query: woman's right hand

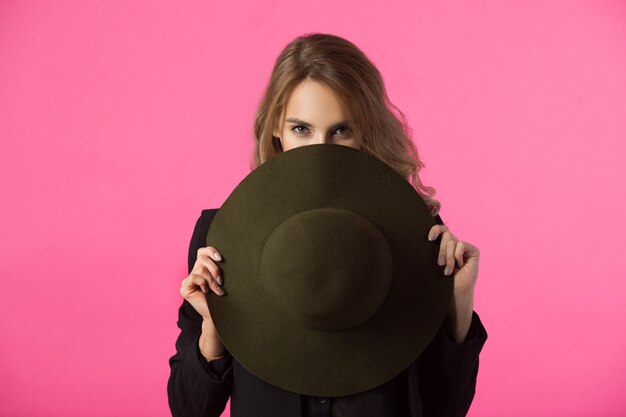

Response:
(180, 246), (225, 321)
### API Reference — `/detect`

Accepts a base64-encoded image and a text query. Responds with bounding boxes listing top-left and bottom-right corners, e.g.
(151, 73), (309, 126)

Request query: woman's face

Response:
(274, 79), (360, 151)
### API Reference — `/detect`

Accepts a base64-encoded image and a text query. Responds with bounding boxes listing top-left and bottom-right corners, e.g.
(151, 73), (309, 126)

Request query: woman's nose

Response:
(313, 135), (334, 145)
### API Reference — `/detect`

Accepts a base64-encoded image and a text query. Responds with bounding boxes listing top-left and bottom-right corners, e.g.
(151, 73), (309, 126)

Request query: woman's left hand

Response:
(428, 223), (480, 343)
(428, 224), (480, 294)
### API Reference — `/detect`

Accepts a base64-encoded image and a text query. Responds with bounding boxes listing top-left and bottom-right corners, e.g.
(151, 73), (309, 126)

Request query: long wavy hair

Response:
(251, 32), (441, 217)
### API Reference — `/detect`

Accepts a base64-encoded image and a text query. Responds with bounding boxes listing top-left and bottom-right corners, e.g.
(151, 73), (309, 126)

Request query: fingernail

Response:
(214, 251), (222, 261)
(444, 266), (450, 276)
(438, 256), (445, 266)
(216, 275), (222, 285)
(428, 233), (435, 241)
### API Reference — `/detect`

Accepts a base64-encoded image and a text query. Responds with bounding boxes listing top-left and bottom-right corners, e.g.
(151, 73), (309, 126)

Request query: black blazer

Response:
(168, 209), (488, 417)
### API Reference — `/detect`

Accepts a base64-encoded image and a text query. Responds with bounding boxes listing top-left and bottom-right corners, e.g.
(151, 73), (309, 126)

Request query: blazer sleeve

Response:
(167, 209), (234, 417)
(414, 213), (489, 417)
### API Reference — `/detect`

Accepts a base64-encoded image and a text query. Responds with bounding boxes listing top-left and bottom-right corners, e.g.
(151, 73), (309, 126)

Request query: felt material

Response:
(205, 144), (453, 397)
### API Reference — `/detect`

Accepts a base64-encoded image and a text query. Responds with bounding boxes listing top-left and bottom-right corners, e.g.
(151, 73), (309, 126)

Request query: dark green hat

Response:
(206, 144), (452, 397)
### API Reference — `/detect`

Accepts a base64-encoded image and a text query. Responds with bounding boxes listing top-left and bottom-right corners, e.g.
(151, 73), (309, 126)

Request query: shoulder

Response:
(199, 208), (220, 223)
(194, 208), (220, 235)
(193, 208), (221, 238)
(187, 208), (220, 273)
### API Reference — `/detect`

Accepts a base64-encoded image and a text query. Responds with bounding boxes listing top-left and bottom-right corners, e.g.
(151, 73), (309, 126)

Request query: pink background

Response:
(1, 1), (625, 416)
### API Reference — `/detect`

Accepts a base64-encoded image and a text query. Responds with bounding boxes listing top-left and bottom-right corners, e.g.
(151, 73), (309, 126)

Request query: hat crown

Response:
(260, 207), (393, 331)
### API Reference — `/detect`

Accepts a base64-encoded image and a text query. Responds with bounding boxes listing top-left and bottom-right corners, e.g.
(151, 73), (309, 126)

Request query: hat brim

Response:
(206, 144), (452, 397)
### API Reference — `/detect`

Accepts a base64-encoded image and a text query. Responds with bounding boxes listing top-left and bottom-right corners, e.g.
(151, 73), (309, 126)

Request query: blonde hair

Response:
(251, 32), (441, 217)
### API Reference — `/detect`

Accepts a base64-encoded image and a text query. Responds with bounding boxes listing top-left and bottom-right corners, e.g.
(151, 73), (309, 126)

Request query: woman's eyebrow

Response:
(286, 117), (348, 130)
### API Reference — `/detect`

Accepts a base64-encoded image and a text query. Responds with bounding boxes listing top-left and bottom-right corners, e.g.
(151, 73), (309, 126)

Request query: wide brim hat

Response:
(206, 143), (452, 397)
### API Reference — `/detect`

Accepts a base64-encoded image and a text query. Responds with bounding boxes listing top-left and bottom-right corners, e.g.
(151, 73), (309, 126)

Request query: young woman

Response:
(167, 33), (487, 417)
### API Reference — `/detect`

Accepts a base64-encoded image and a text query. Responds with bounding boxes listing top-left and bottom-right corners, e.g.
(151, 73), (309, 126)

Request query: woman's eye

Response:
(291, 126), (309, 136)
(336, 126), (352, 136)
(290, 125), (351, 137)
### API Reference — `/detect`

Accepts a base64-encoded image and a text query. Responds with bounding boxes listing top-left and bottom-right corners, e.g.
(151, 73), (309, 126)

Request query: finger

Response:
(194, 247), (224, 286)
(208, 277), (225, 296)
(460, 241), (480, 259)
(189, 273), (208, 293)
(181, 275), (206, 292)
(437, 230), (451, 266)
(454, 241), (465, 268)
(198, 257), (223, 286)
(190, 272), (224, 296)
(199, 246), (223, 262)
(444, 238), (456, 275)
(428, 224), (448, 241)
